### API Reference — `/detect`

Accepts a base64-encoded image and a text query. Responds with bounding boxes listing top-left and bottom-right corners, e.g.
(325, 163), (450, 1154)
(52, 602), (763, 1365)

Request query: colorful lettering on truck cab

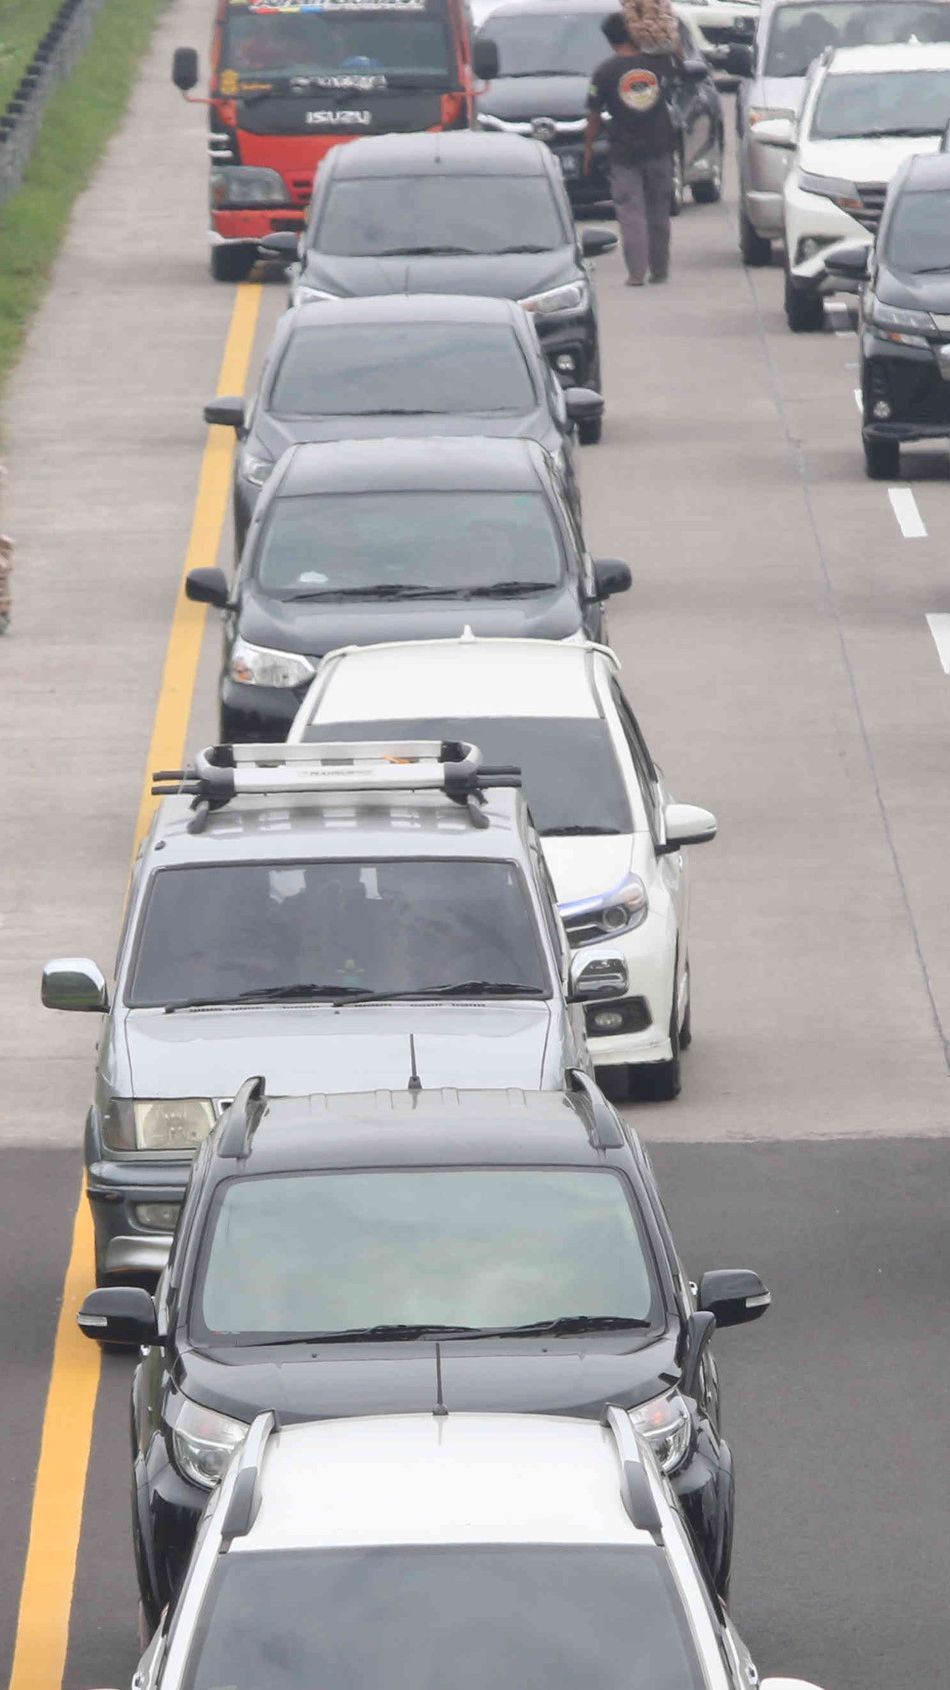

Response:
(172, 0), (491, 281)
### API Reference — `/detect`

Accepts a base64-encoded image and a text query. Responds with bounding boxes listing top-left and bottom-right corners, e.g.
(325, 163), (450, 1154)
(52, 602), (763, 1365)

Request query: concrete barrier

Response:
(0, 0), (111, 209)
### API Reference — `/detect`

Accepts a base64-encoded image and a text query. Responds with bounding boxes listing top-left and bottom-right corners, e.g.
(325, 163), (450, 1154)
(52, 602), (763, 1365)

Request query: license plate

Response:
(559, 152), (579, 176)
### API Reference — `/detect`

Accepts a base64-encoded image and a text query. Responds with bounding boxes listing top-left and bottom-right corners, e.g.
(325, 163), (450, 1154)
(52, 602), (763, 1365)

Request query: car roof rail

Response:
(603, 1405), (663, 1542)
(216, 1075), (267, 1160)
(565, 1068), (625, 1149)
(219, 1411), (276, 1548)
(152, 740), (522, 833)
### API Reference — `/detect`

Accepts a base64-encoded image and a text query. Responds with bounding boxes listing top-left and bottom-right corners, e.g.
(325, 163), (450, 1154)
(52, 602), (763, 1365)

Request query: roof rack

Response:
(152, 740), (521, 833)
(217, 1075), (267, 1160)
(603, 1406), (663, 1542)
(219, 1412), (276, 1548)
(566, 1069), (625, 1150)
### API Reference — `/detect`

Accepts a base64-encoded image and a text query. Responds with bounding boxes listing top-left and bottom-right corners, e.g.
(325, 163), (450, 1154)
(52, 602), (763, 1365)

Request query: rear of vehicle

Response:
(676, 0), (759, 84)
(737, 0), (950, 266)
(177, 0), (481, 280)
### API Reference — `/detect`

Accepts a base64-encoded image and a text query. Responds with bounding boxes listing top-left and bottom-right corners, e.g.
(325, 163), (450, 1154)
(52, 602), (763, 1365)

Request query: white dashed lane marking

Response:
(888, 487), (927, 539)
(926, 614), (950, 672)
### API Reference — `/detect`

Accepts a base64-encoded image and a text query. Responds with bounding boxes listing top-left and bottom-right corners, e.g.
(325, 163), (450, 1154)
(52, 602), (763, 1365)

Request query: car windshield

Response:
(252, 490), (565, 598)
(126, 860), (549, 1008)
(304, 716), (634, 834)
(222, 8), (452, 83)
(315, 175), (565, 256)
(764, 2), (950, 77)
(183, 1546), (705, 1690)
(195, 1167), (657, 1340)
(887, 187), (950, 268)
(479, 12), (606, 74)
(811, 67), (950, 136)
(269, 324), (537, 417)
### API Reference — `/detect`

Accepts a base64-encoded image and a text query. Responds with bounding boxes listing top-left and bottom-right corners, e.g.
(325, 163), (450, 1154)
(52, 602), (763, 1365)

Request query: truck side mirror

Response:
(172, 47), (199, 93)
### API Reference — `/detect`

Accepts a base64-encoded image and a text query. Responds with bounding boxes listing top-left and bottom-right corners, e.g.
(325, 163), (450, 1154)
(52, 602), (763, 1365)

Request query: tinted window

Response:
(183, 1547), (705, 1690)
(316, 175), (566, 256)
(253, 491), (564, 596)
(887, 188), (950, 270)
(812, 67), (950, 136)
(479, 11), (606, 73)
(304, 716), (633, 834)
(127, 860), (549, 1008)
(222, 9), (452, 80)
(270, 324), (536, 417)
(196, 1168), (656, 1338)
(764, 2), (950, 76)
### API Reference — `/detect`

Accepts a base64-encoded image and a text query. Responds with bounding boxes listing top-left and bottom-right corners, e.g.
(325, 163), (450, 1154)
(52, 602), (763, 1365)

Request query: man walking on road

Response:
(583, 12), (679, 286)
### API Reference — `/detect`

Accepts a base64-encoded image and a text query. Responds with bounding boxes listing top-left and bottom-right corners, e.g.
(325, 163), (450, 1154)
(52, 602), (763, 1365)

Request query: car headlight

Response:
(172, 1398), (248, 1490)
(293, 284), (340, 306)
(630, 1391), (692, 1474)
(560, 873), (648, 945)
(240, 451), (274, 489)
(133, 1098), (217, 1151)
(797, 171), (864, 214)
(865, 295), (934, 347)
(748, 105), (794, 126)
(229, 637), (316, 689)
(211, 166), (288, 208)
(520, 280), (588, 316)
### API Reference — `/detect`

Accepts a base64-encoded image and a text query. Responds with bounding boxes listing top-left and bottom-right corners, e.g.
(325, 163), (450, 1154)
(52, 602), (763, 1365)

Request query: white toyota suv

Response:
(755, 41), (950, 329)
(288, 635), (717, 1101)
(128, 1406), (831, 1690)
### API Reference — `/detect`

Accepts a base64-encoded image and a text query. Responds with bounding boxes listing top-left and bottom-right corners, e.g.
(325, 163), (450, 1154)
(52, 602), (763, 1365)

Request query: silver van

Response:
(735, 0), (950, 263)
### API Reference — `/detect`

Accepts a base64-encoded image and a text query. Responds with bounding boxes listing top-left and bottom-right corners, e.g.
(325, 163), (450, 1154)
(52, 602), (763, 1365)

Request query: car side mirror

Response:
(581, 226), (618, 259)
(473, 36), (500, 80)
(77, 1287), (159, 1348)
(679, 57), (708, 81)
(824, 240), (869, 281)
(564, 387), (604, 425)
(592, 557), (632, 600)
(41, 958), (109, 1013)
(698, 1268), (771, 1328)
(204, 395), (246, 432)
(259, 232), (300, 259)
(656, 802), (717, 853)
(172, 46), (199, 92)
(754, 115), (796, 149)
(186, 567), (231, 609)
(725, 42), (754, 76)
(568, 954), (629, 1003)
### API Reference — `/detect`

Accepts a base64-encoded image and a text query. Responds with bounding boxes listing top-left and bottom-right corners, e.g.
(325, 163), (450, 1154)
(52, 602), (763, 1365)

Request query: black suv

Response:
(261, 130), (616, 395)
(78, 1074), (770, 1625)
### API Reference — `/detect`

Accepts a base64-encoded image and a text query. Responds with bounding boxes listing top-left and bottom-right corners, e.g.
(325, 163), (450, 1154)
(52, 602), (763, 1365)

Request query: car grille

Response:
(852, 182), (887, 232)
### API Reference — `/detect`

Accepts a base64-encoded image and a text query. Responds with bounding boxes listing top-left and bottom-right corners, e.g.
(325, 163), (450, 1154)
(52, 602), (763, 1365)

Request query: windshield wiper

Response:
(243, 1315), (651, 1348)
(465, 580), (555, 597)
(249, 1323), (479, 1348)
(540, 824), (622, 836)
(284, 583), (449, 602)
(493, 244), (555, 254)
(163, 983), (373, 1012)
(372, 244), (477, 256)
(331, 981), (547, 1003)
(910, 263), (950, 275)
(456, 1314), (654, 1337)
(856, 126), (941, 137)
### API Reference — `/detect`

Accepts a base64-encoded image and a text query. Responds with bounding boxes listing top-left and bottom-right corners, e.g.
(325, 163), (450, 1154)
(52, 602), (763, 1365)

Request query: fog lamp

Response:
(872, 400), (892, 420)
(556, 353), (576, 372)
(135, 1203), (180, 1233)
(589, 1008), (626, 1033)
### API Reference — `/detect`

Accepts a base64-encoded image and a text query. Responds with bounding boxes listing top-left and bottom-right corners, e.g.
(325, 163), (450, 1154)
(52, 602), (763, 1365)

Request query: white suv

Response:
(131, 1407), (830, 1690)
(288, 636), (716, 1101)
(756, 41), (950, 328)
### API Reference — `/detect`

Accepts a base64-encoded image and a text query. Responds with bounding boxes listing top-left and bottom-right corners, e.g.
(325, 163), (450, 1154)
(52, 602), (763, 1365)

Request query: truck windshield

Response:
(223, 6), (453, 83)
(764, 2), (950, 78)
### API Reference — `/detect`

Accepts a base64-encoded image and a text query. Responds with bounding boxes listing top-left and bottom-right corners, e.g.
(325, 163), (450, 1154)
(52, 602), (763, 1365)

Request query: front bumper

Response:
(220, 673), (312, 742)
(86, 1155), (189, 1282)
(212, 208), (304, 247)
(785, 182), (869, 282)
(861, 329), (950, 440)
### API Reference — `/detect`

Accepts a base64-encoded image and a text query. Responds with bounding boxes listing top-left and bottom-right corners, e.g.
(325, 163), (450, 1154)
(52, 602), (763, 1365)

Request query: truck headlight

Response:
(211, 166), (287, 208)
(229, 637), (316, 689)
(133, 1098), (217, 1150)
(519, 281), (588, 316)
(630, 1391), (692, 1474)
(172, 1399), (248, 1490)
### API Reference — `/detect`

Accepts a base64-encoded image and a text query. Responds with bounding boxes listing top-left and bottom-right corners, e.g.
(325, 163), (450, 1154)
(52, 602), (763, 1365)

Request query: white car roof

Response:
(304, 638), (618, 727)
(827, 40), (950, 73)
(236, 1413), (656, 1553)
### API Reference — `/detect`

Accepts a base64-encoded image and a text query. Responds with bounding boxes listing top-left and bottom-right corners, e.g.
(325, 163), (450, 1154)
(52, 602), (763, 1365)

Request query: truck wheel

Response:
(211, 245), (256, 283)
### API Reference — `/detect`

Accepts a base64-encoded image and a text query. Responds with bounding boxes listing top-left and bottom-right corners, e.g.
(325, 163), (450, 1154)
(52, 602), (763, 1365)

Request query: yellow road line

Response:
(7, 281), (262, 1690)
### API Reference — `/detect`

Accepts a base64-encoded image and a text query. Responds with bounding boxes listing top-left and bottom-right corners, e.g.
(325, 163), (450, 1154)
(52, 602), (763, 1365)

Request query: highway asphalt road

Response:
(2, 1), (950, 1687)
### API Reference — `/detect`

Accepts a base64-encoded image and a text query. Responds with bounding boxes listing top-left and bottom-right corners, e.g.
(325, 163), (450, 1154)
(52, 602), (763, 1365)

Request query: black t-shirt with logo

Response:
(587, 50), (677, 163)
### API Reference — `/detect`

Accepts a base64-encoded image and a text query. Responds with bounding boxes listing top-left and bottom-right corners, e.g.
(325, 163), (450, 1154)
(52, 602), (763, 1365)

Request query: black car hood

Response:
(251, 407), (554, 460)
(300, 246), (578, 302)
(177, 1331), (680, 1423)
(878, 263), (950, 314)
(478, 75), (589, 122)
(238, 584), (584, 654)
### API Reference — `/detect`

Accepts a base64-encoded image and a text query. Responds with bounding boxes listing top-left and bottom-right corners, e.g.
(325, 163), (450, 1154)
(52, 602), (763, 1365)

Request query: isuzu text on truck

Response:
(173, 0), (498, 280)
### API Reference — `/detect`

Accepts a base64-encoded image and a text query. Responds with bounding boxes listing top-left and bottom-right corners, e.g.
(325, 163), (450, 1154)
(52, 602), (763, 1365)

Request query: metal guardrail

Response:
(0, 0), (111, 210)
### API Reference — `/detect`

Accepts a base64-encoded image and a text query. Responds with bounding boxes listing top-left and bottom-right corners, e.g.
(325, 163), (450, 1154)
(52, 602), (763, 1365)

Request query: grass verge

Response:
(0, 0), (64, 111)
(0, 0), (169, 395)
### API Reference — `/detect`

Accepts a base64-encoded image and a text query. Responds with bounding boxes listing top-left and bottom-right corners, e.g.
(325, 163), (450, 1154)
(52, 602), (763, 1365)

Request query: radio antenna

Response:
(408, 1034), (422, 1093)
(433, 1341), (448, 1418)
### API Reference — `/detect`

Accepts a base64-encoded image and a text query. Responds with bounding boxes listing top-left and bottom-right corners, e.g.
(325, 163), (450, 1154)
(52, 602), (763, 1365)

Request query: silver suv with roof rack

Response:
(124, 1406), (828, 1690)
(42, 740), (624, 1286)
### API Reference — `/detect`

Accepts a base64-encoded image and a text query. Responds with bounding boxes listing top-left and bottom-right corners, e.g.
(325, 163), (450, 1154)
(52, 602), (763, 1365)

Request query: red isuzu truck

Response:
(173, 0), (497, 280)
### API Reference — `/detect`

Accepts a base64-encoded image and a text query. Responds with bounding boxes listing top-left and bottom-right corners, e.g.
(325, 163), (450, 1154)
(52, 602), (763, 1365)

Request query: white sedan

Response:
(288, 635), (716, 1100)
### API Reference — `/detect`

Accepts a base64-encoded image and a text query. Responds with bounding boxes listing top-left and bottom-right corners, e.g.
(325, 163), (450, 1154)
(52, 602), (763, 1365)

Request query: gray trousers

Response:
(608, 154), (674, 283)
